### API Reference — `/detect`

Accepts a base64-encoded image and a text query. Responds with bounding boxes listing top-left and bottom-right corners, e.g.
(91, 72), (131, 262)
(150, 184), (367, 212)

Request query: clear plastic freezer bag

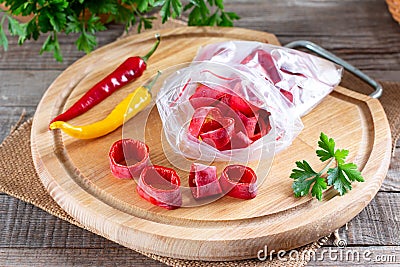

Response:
(156, 42), (342, 162)
(194, 41), (343, 116)
(156, 62), (303, 162)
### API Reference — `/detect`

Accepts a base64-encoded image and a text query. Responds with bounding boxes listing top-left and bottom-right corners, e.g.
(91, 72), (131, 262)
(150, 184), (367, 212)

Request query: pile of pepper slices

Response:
(49, 34), (260, 209)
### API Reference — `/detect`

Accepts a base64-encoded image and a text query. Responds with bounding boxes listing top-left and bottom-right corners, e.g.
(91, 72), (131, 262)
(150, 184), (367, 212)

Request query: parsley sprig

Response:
(0, 0), (239, 62)
(290, 132), (364, 201)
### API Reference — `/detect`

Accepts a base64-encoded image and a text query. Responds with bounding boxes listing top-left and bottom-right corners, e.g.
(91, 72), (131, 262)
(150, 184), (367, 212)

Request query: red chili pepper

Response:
(220, 164), (257, 199)
(108, 139), (150, 179)
(136, 165), (182, 210)
(189, 163), (221, 199)
(49, 34), (161, 126)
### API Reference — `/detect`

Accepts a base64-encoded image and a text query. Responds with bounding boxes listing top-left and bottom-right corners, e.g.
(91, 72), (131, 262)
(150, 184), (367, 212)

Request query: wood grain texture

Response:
(0, 248), (164, 267)
(383, 151), (400, 192)
(30, 27), (392, 261)
(1, 192), (398, 248)
(0, 107), (35, 141)
(0, 71), (60, 107)
(1, 0), (400, 79)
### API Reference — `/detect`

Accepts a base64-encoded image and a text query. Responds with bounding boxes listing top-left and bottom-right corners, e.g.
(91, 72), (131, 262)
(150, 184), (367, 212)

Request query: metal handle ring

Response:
(284, 40), (382, 98)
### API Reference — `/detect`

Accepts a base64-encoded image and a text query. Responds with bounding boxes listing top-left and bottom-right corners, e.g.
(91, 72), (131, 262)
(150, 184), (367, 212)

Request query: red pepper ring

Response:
(189, 163), (222, 200)
(188, 107), (235, 150)
(109, 139), (150, 179)
(137, 165), (182, 210)
(220, 164), (258, 199)
(200, 117), (234, 150)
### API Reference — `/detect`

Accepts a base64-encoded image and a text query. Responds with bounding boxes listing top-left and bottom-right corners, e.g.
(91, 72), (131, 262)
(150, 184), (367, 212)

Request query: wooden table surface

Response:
(1, 0), (399, 266)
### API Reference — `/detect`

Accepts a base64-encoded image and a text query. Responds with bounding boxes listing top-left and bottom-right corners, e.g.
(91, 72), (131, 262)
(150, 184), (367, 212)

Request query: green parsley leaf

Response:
(290, 160), (317, 180)
(0, 25), (8, 51)
(341, 163), (364, 182)
(290, 160), (327, 201)
(291, 132), (364, 201)
(0, 16), (9, 51)
(331, 168), (352, 195)
(316, 132), (336, 161)
(76, 31), (97, 54)
(7, 16), (25, 36)
(1, 0), (239, 61)
(40, 32), (63, 62)
(160, 0), (170, 23)
(334, 149), (349, 165)
(311, 176), (328, 200)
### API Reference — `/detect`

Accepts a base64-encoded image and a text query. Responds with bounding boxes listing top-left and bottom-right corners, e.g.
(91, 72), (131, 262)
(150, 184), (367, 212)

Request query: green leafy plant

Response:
(290, 132), (364, 201)
(0, 0), (239, 61)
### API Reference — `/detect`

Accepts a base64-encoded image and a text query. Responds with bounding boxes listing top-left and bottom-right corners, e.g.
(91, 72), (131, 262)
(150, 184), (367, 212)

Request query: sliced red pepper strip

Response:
(188, 107), (234, 150)
(241, 49), (281, 84)
(199, 117), (234, 150)
(220, 164), (257, 199)
(137, 165), (182, 210)
(188, 107), (220, 138)
(189, 163), (222, 199)
(235, 111), (259, 139)
(279, 89), (294, 103)
(220, 91), (262, 118)
(189, 83), (227, 109)
(109, 139), (150, 179)
(220, 131), (253, 151)
(251, 109), (272, 142)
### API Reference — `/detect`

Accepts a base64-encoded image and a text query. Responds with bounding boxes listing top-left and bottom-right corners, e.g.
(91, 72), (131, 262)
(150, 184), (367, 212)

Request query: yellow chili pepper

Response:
(49, 86), (152, 139)
(50, 72), (161, 139)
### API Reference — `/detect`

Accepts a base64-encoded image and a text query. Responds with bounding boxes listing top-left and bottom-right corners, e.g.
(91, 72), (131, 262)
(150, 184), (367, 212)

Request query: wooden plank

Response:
(227, 0), (399, 37)
(0, 1), (399, 79)
(381, 149), (400, 192)
(0, 195), (119, 249)
(0, 23), (124, 70)
(1, 192), (398, 248)
(1, 194), (399, 266)
(0, 107), (35, 142)
(0, 246), (398, 266)
(0, 71), (60, 107)
(0, 248), (166, 267)
(323, 192), (400, 246)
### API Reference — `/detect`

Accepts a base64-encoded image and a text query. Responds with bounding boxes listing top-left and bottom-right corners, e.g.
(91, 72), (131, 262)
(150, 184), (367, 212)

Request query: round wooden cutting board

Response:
(31, 27), (392, 261)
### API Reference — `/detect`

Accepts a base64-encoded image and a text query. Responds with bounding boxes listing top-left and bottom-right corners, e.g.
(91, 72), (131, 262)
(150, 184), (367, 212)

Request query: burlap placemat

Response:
(1, 17), (399, 266)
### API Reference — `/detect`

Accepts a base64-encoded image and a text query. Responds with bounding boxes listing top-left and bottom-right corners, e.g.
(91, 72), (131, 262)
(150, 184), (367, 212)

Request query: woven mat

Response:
(1, 17), (400, 266)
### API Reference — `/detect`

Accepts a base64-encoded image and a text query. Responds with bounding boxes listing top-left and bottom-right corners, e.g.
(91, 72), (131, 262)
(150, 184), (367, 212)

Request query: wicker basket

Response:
(387, 0), (400, 23)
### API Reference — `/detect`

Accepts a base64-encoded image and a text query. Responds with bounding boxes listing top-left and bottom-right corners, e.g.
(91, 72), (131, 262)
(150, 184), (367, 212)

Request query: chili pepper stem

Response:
(144, 71), (162, 92)
(141, 34), (161, 62)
